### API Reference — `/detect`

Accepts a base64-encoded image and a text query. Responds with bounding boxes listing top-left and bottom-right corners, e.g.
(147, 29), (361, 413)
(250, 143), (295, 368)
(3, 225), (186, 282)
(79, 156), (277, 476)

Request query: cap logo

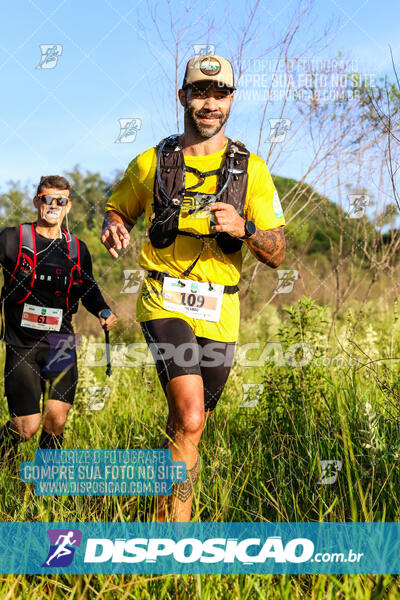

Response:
(199, 56), (221, 76)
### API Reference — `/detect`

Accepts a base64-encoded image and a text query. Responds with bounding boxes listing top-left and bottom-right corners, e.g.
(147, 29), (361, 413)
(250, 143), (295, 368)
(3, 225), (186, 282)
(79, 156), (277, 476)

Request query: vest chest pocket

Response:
(35, 264), (69, 291)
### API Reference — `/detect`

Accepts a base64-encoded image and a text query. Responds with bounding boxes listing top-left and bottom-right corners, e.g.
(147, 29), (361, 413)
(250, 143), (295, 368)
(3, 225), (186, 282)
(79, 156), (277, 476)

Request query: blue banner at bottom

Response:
(1, 522), (399, 574)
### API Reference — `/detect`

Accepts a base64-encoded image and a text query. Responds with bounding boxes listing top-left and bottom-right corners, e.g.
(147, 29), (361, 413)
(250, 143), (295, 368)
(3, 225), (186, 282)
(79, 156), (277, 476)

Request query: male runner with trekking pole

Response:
(0, 175), (117, 466)
(101, 55), (286, 521)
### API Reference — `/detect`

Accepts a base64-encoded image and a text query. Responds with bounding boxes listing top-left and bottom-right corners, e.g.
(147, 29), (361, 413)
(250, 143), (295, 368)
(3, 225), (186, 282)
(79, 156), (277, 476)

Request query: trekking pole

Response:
(100, 309), (113, 377)
(105, 328), (112, 376)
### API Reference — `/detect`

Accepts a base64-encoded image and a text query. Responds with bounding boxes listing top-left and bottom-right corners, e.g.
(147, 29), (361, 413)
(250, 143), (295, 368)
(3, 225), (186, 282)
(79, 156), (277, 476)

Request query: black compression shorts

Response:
(140, 317), (236, 412)
(4, 344), (78, 417)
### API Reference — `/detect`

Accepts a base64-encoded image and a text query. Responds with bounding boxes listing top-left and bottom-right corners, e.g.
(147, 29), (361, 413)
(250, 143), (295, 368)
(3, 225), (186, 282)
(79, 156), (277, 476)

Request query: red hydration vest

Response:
(7, 223), (82, 312)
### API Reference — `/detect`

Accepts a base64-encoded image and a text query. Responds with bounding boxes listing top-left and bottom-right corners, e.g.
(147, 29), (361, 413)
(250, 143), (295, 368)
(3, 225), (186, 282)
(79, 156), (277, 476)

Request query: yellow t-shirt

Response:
(106, 139), (285, 342)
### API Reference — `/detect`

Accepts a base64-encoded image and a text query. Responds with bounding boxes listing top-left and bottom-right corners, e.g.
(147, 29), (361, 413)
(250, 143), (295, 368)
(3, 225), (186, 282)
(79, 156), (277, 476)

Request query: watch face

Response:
(101, 309), (111, 319)
(246, 221), (256, 237)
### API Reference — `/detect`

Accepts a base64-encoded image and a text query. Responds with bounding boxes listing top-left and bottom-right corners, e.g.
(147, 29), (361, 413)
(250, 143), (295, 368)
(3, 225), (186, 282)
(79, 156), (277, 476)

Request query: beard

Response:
(186, 103), (231, 139)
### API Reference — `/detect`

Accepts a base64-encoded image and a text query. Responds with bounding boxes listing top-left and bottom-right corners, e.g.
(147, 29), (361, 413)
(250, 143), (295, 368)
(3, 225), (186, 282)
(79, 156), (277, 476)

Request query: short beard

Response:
(185, 102), (230, 140)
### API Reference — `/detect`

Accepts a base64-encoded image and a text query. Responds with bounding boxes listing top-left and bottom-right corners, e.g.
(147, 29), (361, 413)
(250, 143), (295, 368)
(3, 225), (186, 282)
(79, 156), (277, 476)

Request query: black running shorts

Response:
(4, 344), (78, 417)
(140, 317), (236, 412)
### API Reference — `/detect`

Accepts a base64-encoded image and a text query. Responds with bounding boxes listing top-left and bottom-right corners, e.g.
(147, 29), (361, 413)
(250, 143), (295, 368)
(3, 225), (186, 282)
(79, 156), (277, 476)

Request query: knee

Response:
(173, 408), (205, 436)
(43, 411), (68, 434)
(13, 416), (41, 441)
(21, 426), (40, 441)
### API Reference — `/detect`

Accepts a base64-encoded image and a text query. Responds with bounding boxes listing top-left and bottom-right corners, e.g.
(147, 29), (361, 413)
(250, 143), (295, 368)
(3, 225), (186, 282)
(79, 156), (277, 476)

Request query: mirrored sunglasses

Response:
(38, 193), (69, 206)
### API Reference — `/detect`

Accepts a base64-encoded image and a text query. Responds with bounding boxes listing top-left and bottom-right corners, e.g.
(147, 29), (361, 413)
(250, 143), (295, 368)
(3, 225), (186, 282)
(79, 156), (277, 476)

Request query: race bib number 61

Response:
(21, 303), (63, 331)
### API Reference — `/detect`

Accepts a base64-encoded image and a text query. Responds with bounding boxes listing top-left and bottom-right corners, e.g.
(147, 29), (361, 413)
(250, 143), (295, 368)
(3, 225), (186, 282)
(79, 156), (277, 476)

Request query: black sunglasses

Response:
(37, 193), (69, 206)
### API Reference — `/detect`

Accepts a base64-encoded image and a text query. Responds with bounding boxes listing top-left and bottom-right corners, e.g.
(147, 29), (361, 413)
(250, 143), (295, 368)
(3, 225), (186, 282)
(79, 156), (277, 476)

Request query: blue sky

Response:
(0, 0), (398, 194)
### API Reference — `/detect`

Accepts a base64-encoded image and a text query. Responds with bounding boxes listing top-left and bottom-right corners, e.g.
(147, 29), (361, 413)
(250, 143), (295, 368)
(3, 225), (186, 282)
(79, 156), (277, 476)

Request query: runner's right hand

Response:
(101, 220), (130, 259)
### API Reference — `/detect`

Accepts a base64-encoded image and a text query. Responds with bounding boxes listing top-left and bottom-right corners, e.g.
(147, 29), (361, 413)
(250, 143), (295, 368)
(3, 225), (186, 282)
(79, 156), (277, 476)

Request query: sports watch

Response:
(100, 308), (112, 319)
(240, 220), (256, 240)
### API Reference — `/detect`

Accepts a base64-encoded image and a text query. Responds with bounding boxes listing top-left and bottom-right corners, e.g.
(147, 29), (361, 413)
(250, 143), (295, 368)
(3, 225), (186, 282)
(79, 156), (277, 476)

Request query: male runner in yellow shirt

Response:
(101, 55), (286, 521)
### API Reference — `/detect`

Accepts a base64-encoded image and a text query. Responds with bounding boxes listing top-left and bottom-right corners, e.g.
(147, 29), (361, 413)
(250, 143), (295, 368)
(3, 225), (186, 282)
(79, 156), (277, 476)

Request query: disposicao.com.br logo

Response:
(83, 536), (362, 565)
(32, 523), (378, 574)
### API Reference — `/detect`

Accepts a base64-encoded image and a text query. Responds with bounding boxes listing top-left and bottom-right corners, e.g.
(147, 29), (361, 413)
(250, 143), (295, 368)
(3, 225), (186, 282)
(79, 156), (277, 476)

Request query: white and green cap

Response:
(182, 55), (236, 91)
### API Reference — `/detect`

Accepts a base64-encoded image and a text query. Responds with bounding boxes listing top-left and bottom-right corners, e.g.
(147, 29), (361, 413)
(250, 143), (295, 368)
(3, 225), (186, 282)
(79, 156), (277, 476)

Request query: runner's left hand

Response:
(209, 202), (246, 238)
(98, 311), (118, 331)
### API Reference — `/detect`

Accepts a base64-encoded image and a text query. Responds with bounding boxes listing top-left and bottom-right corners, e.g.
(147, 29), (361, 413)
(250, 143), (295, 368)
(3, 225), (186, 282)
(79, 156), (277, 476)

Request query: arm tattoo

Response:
(246, 226), (285, 268)
(172, 453), (201, 503)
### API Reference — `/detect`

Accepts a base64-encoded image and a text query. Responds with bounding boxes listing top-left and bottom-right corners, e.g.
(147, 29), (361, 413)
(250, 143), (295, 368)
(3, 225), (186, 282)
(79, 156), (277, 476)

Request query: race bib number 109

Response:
(162, 277), (224, 322)
(21, 303), (63, 331)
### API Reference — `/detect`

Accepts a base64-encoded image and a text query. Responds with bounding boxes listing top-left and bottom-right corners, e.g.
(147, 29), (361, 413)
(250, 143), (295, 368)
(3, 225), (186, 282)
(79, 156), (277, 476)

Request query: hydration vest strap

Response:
(155, 135), (184, 204)
(184, 166), (222, 191)
(178, 231), (216, 239)
(62, 228), (81, 313)
(185, 166), (221, 177)
(0, 287), (5, 340)
(15, 223), (37, 304)
(176, 230), (217, 277)
(146, 270), (239, 294)
(62, 229), (80, 266)
(182, 238), (204, 277)
(8, 224), (23, 285)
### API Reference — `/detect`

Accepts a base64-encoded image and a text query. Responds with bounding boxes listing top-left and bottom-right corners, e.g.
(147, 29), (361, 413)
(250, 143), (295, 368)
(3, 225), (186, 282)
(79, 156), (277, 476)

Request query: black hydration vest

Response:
(3, 223), (82, 311)
(148, 134), (250, 278)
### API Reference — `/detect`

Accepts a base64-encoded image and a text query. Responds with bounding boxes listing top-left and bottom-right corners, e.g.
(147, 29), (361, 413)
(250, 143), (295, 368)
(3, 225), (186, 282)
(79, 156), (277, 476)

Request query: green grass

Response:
(0, 296), (399, 598)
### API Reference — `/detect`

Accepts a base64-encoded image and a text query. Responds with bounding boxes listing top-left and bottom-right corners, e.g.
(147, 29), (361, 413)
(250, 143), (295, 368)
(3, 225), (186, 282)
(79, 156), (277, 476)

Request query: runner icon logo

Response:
(273, 270), (299, 294)
(346, 194), (370, 219)
(115, 118), (142, 144)
(192, 45), (216, 68)
(120, 269), (145, 294)
(317, 460), (343, 485)
(36, 45), (63, 69)
(267, 118), (292, 143)
(42, 529), (82, 567)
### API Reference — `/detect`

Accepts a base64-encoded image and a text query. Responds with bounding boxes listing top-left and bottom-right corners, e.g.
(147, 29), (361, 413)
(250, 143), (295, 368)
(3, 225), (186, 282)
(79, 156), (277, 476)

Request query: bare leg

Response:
(157, 373), (205, 522)
(11, 413), (42, 440)
(0, 414), (41, 468)
(40, 399), (71, 448)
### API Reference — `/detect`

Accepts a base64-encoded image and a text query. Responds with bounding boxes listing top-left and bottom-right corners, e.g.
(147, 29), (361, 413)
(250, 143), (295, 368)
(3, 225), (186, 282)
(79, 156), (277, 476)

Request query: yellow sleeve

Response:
(244, 153), (285, 229)
(105, 147), (157, 225)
